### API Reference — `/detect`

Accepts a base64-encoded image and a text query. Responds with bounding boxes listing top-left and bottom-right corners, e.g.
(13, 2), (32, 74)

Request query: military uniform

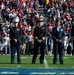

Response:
(32, 23), (46, 64)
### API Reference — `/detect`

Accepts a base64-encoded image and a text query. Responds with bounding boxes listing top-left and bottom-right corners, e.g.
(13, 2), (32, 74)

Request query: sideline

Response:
(0, 68), (74, 75)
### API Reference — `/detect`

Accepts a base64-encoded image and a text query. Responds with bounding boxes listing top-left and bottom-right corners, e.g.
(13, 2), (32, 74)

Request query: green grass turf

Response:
(0, 54), (74, 68)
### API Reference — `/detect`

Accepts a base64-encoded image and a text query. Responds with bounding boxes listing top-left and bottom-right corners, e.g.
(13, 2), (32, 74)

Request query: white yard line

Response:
(30, 72), (56, 75)
(21, 57), (28, 59)
(30, 72), (74, 75)
(44, 57), (49, 68)
(17, 65), (21, 68)
(0, 72), (20, 74)
(69, 72), (74, 75)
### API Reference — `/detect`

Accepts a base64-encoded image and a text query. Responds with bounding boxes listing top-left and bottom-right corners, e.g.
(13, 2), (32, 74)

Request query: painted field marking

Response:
(44, 58), (49, 68)
(0, 68), (74, 75)
(30, 72), (56, 75)
(21, 57), (28, 59)
(17, 65), (21, 68)
(69, 72), (74, 74)
(0, 72), (19, 74)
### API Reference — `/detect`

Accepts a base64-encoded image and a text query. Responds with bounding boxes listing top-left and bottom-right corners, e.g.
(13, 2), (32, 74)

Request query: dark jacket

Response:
(10, 26), (22, 45)
(52, 26), (65, 44)
(71, 26), (74, 37)
(34, 25), (46, 40)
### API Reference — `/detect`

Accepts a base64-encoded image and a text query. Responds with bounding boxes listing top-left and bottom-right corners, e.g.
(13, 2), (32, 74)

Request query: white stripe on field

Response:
(0, 72), (19, 74)
(69, 72), (74, 74)
(44, 58), (49, 68)
(17, 66), (21, 68)
(30, 72), (56, 74)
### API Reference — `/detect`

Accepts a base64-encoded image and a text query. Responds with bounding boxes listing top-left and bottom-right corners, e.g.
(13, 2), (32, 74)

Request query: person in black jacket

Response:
(10, 17), (22, 64)
(71, 22), (74, 55)
(52, 20), (65, 64)
(32, 19), (46, 64)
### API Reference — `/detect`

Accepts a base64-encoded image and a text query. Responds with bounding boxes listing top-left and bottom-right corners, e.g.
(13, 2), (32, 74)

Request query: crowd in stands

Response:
(0, 0), (74, 55)
(46, 0), (74, 55)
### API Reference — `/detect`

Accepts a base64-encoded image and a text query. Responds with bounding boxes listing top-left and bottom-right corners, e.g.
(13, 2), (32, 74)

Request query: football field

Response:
(0, 55), (74, 75)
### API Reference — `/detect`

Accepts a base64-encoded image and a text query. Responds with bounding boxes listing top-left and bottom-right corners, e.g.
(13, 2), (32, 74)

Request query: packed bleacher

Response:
(0, 0), (74, 55)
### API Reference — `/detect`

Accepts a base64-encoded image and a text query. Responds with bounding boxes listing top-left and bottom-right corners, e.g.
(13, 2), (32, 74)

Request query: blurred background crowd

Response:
(0, 0), (74, 55)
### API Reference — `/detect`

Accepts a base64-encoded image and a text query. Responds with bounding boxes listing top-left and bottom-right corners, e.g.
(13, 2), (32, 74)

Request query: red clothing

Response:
(49, 0), (54, 4)
(9, 0), (13, 4)
(18, 4), (22, 9)
(18, 12), (23, 18)
(31, 29), (34, 36)
(2, 0), (6, 4)
(66, 27), (71, 33)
